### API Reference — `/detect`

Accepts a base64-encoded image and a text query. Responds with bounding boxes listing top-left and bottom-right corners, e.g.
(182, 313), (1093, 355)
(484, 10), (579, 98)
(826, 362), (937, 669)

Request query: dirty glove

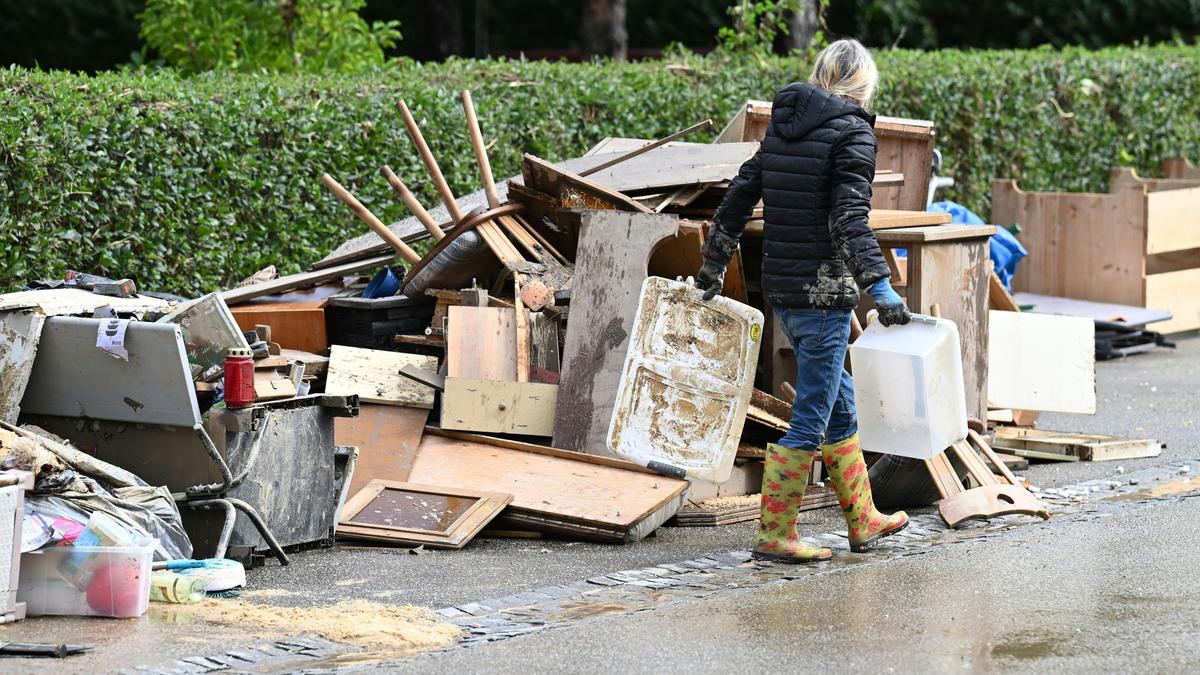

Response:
(870, 278), (911, 326)
(695, 259), (726, 301)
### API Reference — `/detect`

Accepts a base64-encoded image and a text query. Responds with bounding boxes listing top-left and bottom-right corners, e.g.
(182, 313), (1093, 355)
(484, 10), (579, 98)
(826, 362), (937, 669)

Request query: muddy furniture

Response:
(873, 224), (996, 423)
(992, 179), (1200, 334)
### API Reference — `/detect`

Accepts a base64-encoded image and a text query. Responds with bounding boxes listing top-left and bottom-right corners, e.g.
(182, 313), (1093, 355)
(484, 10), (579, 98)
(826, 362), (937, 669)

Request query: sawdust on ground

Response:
(187, 599), (461, 650)
(690, 493), (761, 509)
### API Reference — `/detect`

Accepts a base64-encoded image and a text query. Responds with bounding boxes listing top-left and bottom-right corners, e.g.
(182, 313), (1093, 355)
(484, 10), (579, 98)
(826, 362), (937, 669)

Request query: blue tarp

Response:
(928, 201), (1027, 290)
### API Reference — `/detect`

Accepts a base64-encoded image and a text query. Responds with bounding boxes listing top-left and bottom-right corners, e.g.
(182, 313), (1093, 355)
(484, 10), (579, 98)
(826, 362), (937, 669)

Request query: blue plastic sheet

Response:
(928, 201), (1027, 290)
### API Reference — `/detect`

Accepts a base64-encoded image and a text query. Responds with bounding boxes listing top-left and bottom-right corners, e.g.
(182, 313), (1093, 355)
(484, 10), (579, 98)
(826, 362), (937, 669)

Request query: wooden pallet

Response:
(993, 427), (1161, 462)
(671, 486), (838, 527)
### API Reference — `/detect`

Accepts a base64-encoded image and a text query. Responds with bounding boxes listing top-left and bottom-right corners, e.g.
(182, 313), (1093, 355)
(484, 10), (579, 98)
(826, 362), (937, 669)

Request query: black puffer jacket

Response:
(705, 82), (890, 309)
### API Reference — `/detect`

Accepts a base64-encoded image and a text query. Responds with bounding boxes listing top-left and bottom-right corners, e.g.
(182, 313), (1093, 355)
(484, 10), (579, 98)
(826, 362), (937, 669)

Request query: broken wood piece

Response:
(553, 212), (680, 456)
(938, 483), (1050, 529)
(335, 403), (430, 496)
(441, 378), (557, 436)
(513, 273), (531, 382)
(397, 364), (446, 392)
(320, 174), (421, 264)
(446, 306), (517, 381)
(336, 480), (511, 550)
(325, 345), (438, 408)
(992, 427), (1161, 462)
(521, 153), (652, 213)
(397, 99), (463, 223)
(380, 165), (445, 239)
(254, 376), (296, 402)
(576, 118), (713, 178)
(988, 269), (1020, 312)
(408, 431), (688, 543)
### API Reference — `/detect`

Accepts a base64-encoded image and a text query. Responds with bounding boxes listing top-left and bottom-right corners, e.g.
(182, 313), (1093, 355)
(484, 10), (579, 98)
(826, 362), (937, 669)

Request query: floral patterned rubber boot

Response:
(751, 443), (833, 563)
(821, 433), (909, 552)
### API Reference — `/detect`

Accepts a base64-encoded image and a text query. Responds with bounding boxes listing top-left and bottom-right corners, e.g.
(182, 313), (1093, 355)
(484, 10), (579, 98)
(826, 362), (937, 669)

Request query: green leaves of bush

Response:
(2, 46), (1197, 296)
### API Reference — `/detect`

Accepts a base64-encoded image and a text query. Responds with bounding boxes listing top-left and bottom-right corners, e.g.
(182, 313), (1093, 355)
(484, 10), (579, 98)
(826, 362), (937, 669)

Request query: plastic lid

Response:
(226, 347), (253, 358)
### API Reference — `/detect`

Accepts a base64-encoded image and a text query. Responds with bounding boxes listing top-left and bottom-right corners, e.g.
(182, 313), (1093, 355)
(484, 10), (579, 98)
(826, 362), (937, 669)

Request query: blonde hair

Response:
(809, 39), (878, 108)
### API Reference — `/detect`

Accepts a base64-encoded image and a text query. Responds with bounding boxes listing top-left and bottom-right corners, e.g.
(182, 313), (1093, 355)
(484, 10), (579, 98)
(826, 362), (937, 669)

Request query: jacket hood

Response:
(769, 82), (875, 141)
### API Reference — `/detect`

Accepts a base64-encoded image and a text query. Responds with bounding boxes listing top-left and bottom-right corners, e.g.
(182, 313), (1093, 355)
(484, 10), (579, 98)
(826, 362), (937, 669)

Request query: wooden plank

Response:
(988, 269), (1020, 312)
(869, 209), (951, 230)
(446, 306), (517, 381)
(556, 142), (759, 192)
(325, 345), (438, 408)
(521, 153), (652, 213)
(407, 433), (688, 542)
(397, 364), (446, 392)
(253, 376), (296, 401)
(221, 254), (393, 306)
(1110, 167), (1200, 194)
(513, 274), (531, 382)
(993, 427), (1161, 462)
(987, 310), (1096, 414)
(335, 403), (430, 496)
(441, 378), (558, 436)
(992, 179), (1146, 306)
(1145, 267), (1200, 333)
(1163, 156), (1200, 179)
(1145, 186), (1200, 255)
(553, 212), (680, 456)
(873, 223), (995, 244)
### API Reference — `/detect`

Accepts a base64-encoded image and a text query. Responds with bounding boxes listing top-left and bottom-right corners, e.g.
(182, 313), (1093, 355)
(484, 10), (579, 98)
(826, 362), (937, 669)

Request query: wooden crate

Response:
(992, 178), (1200, 333)
(717, 100), (934, 212)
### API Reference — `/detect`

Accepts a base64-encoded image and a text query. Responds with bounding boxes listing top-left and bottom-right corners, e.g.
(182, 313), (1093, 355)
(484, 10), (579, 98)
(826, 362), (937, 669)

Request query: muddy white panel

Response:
(606, 277), (763, 483)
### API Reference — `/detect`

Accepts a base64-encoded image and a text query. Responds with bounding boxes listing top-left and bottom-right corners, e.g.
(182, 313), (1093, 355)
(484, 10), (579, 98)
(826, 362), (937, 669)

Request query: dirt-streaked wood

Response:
(336, 479), (510, 549)
(521, 153), (652, 213)
(325, 345), (438, 408)
(553, 211), (680, 456)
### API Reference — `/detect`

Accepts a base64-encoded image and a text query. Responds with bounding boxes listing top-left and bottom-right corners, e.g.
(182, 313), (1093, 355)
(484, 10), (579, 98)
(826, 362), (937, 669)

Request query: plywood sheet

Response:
(446, 306), (517, 381)
(230, 302), (329, 354)
(987, 310), (1096, 414)
(325, 345), (438, 408)
(408, 434), (687, 533)
(335, 404), (429, 497)
(555, 142), (760, 193)
(554, 212), (680, 456)
(441, 378), (557, 436)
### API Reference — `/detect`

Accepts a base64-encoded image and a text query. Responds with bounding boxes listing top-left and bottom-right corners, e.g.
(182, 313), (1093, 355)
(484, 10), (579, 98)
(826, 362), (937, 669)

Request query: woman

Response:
(696, 39), (911, 563)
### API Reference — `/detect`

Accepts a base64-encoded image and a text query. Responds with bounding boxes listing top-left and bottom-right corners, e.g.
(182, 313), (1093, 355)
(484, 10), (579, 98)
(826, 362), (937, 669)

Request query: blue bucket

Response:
(363, 267), (400, 299)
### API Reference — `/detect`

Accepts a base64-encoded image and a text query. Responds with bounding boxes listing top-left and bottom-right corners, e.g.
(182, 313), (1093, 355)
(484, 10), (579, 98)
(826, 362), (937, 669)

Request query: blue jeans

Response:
(775, 307), (857, 450)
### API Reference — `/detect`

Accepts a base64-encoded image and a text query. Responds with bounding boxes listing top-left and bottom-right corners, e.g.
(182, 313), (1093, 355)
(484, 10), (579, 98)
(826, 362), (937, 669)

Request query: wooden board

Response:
(221, 254), (394, 305)
(992, 179), (1147, 307)
(521, 153), (652, 213)
(987, 310), (1096, 414)
(1145, 267), (1200, 333)
(446, 306), (517, 381)
(336, 480), (511, 549)
(335, 403), (429, 497)
(672, 486), (837, 526)
(1110, 167), (1200, 194)
(1164, 156), (1200, 179)
(253, 376), (297, 401)
(868, 209), (951, 230)
(553, 211), (680, 456)
(230, 301), (329, 354)
(554, 141), (760, 193)
(993, 427), (1161, 462)
(871, 116), (935, 212)
(408, 433), (688, 543)
(441, 378), (558, 437)
(325, 345), (438, 408)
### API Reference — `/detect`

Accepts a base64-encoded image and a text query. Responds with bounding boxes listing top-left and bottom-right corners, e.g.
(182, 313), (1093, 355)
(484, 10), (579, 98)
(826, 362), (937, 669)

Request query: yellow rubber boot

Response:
(821, 433), (909, 552)
(751, 443), (833, 563)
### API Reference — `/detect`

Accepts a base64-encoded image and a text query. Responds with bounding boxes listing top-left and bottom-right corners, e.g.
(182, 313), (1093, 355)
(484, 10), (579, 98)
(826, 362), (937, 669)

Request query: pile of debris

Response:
(0, 91), (1178, 624)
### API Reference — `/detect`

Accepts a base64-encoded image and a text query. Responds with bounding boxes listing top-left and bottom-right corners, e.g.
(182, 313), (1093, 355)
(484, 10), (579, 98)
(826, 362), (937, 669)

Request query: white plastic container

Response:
(849, 315), (967, 459)
(606, 277), (763, 483)
(17, 538), (153, 618)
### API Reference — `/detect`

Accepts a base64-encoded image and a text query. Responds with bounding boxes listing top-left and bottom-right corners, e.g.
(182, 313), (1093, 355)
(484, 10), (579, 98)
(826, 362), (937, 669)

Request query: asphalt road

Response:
(409, 491), (1200, 673)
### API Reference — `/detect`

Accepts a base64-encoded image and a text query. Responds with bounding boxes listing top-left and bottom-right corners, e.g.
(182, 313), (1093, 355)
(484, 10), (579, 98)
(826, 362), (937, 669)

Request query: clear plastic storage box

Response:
(849, 315), (968, 459)
(17, 538), (153, 618)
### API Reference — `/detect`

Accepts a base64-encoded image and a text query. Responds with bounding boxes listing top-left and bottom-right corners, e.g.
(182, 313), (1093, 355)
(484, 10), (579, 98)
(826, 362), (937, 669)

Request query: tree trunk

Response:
(779, 0), (822, 52)
(580, 0), (628, 62)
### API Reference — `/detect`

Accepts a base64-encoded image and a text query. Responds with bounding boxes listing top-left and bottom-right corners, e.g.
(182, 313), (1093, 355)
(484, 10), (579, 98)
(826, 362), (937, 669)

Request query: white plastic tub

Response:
(849, 315), (968, 459)
(17, 538), (153, 618)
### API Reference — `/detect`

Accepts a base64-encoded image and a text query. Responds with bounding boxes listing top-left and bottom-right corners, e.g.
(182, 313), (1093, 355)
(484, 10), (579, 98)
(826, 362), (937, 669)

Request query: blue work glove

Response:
(870, 278), (912, 327)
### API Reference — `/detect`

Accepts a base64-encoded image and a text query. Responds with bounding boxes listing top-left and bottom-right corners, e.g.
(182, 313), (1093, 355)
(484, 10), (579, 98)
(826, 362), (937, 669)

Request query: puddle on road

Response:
(251, 647), (432, 673)
(548, 593), (672, 622)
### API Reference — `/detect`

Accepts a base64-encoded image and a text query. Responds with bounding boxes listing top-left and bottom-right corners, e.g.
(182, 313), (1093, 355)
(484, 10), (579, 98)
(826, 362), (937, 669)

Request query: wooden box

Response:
(993, 177), (1200, 333)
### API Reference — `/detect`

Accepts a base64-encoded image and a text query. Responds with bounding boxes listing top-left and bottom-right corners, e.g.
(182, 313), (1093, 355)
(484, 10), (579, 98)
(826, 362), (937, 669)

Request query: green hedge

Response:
(3, 46), (1198, 296)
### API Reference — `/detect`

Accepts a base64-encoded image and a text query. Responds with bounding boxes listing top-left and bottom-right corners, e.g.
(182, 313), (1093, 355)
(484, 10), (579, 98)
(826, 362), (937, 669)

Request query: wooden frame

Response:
(336, 480), (511, 549)
(993, 178), (1200, 333)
